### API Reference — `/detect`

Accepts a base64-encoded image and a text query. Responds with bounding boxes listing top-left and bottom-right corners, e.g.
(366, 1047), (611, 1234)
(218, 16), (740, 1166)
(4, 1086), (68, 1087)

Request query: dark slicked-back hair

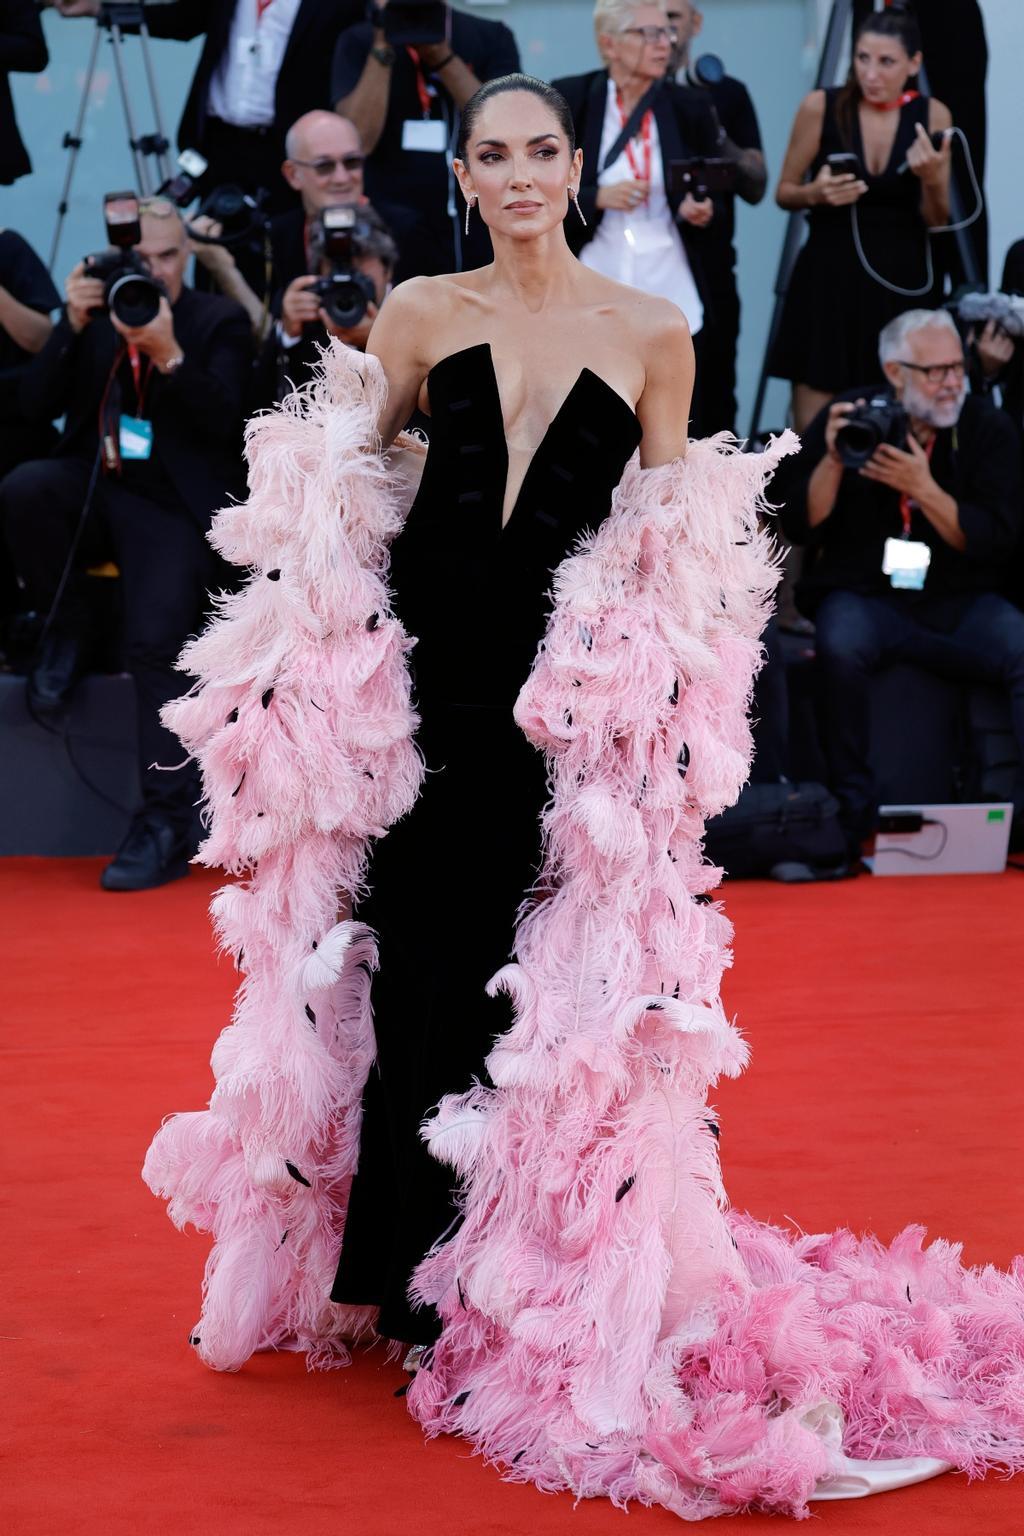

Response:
(456, 74), (576, 162)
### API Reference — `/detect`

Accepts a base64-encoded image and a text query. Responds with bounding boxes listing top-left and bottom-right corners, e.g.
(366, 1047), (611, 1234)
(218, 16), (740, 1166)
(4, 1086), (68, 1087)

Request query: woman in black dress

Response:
(769, 7), (952, 431)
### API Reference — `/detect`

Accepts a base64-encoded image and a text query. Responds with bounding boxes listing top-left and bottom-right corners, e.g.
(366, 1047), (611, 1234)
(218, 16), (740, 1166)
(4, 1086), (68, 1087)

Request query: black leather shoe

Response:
(26, 626), (88, 720)
(100, 815), (190, 892)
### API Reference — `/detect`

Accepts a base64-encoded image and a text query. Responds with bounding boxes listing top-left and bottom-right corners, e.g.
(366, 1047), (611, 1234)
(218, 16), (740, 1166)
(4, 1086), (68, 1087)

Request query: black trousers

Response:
(1, 455), (217, 828)
(814, 588), (1024, 836)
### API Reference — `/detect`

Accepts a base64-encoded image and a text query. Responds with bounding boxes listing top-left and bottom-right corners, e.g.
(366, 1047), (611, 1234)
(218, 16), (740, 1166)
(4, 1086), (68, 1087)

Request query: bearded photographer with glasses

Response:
(773, 308), (1024, 855)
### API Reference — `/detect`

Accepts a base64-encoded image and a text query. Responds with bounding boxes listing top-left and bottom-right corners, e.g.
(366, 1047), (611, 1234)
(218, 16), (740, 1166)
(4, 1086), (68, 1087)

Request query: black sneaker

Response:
(100, 815), (190, 892)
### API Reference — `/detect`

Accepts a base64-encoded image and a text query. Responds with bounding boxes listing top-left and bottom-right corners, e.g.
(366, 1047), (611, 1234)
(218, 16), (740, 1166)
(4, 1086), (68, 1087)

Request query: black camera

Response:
(83, 190), (163, 327)
(158, 147), (209, 208)
(370, 1), (446, 46)
(309, 206), (378, 330)
(668, 156), (737, 203)
(834, 394), (909, 469)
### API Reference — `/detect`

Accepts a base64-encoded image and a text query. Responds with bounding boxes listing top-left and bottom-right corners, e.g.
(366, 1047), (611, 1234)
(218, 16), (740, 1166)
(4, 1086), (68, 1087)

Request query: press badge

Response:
(401, 119), (448, 152)
(119, 414), (153, 461)
(882, 536), (930, 590)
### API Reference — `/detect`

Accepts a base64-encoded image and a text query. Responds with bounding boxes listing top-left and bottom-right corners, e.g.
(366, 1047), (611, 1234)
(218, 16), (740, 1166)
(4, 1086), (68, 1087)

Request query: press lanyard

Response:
(615, 89), (652, 197)
(255, 0), (276, 22)
(898, 435), (933, 537)
(126, 343), (153, 417)
(409, 51), (433, 117)
(865, 89), (920, 113)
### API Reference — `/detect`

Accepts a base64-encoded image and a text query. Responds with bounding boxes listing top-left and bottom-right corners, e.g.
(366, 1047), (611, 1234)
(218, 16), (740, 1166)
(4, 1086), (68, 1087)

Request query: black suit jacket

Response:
(551, 70), (719, 308)
(145, 0), (362, 157)
(0, 0), (48, 185)
(21, 287), (252, 531)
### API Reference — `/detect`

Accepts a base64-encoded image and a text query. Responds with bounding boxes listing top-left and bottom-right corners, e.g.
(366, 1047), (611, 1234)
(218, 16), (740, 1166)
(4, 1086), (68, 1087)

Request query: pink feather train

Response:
(145, 344), (1024, 1517)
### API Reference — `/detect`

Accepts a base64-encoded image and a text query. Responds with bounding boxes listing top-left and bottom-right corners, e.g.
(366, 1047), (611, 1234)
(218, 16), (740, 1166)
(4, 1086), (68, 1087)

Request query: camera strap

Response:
(603, 82), (661, 174)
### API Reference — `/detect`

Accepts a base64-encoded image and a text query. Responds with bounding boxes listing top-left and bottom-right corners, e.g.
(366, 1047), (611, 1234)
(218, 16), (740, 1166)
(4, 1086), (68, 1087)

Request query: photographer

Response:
(189, 109), (380, 335)
(252, 201), (396, 408)
(0, 199), (251, 892)
(553, 3), (718, 429)
(0, 227), (59, 645)
(332, 1), (519, 278)
(776, 309), (1024, 851)
(665, 2), (766, 434)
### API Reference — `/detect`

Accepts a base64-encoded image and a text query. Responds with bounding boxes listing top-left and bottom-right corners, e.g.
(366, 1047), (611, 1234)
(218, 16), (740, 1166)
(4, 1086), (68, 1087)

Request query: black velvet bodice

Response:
(389, 343), (643, 710)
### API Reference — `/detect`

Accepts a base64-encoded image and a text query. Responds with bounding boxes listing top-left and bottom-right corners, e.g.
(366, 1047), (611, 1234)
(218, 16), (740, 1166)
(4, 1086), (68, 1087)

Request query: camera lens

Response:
(835, 420), (879, 468)
(107, 272), (162, 328)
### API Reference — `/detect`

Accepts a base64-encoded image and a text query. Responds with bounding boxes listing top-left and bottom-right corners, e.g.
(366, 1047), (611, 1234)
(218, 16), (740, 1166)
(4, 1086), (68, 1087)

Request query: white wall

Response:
(981, 0), (1024, 284)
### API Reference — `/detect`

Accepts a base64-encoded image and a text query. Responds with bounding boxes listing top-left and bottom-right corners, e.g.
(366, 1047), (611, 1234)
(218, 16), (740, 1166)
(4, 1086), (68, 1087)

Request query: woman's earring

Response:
(464, 195), (476, 237)
(569, 187), (587, 228)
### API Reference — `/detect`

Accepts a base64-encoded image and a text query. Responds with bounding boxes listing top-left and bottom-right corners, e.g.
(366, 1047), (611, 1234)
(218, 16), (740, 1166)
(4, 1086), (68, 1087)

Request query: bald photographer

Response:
(776, 308), (1024, 853)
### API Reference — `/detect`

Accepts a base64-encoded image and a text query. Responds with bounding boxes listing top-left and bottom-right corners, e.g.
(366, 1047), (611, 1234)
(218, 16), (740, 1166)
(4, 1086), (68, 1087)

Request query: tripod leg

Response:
(136, 20), (173, 187)
(49, 21), (104, 273)
(107, 21), (150, 194)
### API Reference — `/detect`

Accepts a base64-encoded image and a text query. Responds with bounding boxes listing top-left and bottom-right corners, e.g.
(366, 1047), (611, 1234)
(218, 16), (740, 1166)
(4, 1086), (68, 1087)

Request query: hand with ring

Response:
(596, 179), (650, 213)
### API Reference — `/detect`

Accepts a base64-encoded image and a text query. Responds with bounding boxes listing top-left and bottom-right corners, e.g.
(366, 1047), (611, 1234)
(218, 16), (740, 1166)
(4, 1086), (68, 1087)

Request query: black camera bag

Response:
(703, 780), (849, 880)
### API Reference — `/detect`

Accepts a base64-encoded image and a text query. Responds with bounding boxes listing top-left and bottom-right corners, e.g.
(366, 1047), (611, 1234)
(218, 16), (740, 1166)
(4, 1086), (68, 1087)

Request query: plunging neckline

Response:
(426, 343), (640, 531)
(853, 102), (904, 179)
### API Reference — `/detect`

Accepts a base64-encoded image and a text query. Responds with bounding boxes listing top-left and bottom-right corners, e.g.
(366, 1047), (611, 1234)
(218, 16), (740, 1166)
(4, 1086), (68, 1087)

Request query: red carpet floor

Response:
(2, 858), (1022, 1535)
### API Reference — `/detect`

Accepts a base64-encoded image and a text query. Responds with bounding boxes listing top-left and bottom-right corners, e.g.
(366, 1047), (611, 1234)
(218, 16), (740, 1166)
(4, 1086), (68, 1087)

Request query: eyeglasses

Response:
(897, 359), (966, 385)
(290, 155), (365, 178)
(620, 26), (678, 44)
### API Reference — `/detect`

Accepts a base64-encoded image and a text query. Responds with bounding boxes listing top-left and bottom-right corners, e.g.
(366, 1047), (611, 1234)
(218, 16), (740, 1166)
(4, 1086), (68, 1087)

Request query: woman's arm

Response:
(775, 91), (866, 213)
(636, 305), (694, 465)
(364, 278), (436, 447)
(911, 100), (954, 228)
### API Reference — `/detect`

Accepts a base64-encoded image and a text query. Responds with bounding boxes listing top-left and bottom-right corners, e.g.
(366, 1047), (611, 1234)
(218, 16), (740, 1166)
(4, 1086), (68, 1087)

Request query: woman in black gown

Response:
(331, 74), (691, 1346)
(769, 7), (953, 431)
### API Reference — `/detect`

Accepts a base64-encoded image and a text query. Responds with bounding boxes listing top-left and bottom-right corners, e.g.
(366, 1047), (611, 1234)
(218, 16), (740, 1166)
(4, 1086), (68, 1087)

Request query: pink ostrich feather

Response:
(143, 346), (424, 1371)
(408, 431), (1024, 1518)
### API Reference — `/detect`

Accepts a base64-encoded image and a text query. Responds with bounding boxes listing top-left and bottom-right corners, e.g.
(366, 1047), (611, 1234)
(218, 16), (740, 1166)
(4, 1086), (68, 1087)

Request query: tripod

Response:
(49, 3), (173, 273)
(747, 0), (982, 438)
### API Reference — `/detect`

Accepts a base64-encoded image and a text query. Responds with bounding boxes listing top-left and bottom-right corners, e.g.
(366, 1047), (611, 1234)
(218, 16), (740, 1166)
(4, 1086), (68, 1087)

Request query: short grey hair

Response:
(878, 307), (961, 366)
(593, 1), (654, 38)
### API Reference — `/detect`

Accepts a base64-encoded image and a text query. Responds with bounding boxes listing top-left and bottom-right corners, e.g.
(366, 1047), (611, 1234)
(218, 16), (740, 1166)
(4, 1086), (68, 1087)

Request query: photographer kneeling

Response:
(253, 201), (396, 408)
(776, 308), (1024, 852)
(0, 198), (251, 892)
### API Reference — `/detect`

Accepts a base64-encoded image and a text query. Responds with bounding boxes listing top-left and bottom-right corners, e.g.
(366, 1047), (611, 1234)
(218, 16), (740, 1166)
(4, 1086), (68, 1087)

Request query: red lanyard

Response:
(899, 435), (934, 536)
(409, 50), (432, 116)
(126, 344), (153, 417)
(255, 0), (276, 22)
(615, 89), (652, 190)
(865, 89), (920, 113)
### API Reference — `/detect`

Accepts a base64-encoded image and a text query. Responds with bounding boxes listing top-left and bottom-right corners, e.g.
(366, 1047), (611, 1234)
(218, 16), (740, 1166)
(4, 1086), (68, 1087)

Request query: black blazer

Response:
(0, 0), (48, 185)
(551, 69), (719, 308)
(21, 287), (252, 531)
(145, 0), (362, 157)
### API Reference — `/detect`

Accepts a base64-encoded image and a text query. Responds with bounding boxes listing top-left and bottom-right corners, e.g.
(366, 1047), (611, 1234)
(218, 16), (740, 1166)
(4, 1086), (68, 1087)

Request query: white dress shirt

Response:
(581, 78), (704, 335)
(206, 0), (304, 128)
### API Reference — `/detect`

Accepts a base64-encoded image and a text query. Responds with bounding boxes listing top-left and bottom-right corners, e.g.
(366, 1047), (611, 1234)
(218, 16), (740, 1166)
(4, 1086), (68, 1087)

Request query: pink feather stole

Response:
(406, 440), (1024, 1518)
(143, 347), (424, 1370)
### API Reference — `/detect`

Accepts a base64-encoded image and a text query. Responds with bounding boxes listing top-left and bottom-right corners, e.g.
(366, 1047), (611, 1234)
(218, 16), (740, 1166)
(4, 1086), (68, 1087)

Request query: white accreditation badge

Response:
(882, 536), (932, 591)
(401, 119), (448, 152)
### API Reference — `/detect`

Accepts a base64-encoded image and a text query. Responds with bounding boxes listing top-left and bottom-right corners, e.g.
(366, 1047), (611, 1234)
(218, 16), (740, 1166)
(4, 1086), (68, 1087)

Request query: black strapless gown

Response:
(332, 344), (642, 1343)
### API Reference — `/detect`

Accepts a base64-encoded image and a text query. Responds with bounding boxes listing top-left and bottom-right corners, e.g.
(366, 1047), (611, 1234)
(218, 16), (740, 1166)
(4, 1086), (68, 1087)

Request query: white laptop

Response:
(868, 803), (1013, 877)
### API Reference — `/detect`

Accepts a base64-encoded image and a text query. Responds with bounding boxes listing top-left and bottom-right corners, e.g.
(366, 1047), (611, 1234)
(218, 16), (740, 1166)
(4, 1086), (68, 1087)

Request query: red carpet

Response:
(2, 858), (1021, 1535)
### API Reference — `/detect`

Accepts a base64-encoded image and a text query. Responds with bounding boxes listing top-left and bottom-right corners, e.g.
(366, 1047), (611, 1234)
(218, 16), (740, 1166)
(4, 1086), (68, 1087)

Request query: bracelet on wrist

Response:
(432, 52), (456, 71)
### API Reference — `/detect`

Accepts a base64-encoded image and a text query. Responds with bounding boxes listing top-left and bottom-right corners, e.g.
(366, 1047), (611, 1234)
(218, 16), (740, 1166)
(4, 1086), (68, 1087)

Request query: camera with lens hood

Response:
(83, 191), (164, 328)
(369, 0), (446, 46)
(309, 206), (378, 330)
(834, 394), (909, 469)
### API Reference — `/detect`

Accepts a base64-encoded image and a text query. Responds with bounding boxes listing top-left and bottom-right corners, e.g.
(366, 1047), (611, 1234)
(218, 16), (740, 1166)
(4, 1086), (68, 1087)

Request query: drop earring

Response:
(569, 187), (587, 228)
(464, 195), (476, 237)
